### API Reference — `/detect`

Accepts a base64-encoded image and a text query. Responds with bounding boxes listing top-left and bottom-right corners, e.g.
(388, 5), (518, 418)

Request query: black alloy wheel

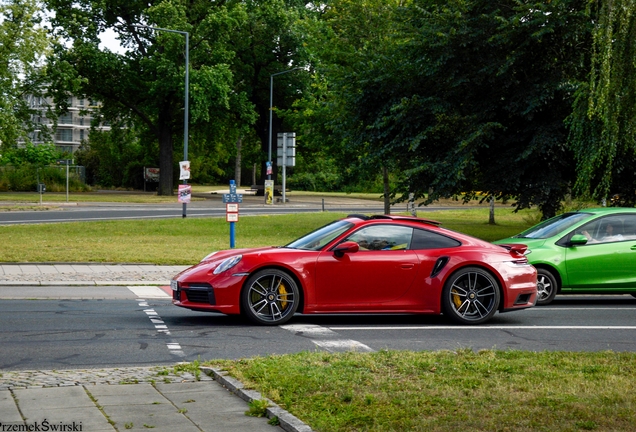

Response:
(442, 267), (500, 325)
(241, 269), (299, 325)
(536, 268), (558, 305)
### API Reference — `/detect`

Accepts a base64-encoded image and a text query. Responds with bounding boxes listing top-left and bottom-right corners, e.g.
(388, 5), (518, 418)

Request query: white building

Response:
(24, 95), (110, 153)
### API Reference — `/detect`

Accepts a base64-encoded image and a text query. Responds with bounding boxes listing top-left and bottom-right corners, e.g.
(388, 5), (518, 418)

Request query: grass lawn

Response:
(0, 207), (536, 263)
(207, 349), (636, 431)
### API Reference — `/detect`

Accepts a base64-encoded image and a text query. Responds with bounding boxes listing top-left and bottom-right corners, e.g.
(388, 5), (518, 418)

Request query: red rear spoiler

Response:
(498, 243), (528, 256)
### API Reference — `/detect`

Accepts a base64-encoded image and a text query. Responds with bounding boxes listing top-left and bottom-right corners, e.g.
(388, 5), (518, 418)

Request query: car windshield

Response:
(284, 220), (353, 251)
(514, 212), (592, 239)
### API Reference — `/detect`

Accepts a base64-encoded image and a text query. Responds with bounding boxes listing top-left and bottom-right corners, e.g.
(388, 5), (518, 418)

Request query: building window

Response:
(57, 145), (74, 154)
(55, 128), (73, 142)
(58, 113), (73, 124)
(80, 130), (84, 140)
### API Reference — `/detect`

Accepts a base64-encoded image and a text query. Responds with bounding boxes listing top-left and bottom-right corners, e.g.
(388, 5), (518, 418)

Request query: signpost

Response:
(38, 183), (45, 205)
(277, 132), (296, 204)
(57, 159), (72, 202)
(223, 180), (243, 248)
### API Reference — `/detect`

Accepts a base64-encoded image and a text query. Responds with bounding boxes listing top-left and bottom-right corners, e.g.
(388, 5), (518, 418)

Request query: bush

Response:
(0, 164), (89, 192)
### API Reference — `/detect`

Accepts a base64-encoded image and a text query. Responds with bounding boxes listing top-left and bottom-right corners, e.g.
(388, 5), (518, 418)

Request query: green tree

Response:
(0, 142), (61, 165)
(288, 0), (404, 209)
(569, 0), (636, 205)
(300, 0), (590, 219)
(227, 0), (312, 187)
(44, 0), (253, 194)
(0, 0), (50, 148)
(74, 122), (148, 188)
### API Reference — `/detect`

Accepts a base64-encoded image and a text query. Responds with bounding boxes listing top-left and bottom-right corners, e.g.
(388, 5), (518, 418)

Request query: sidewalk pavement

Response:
(0, 263), (313, 432)
(0, 263), (188, 286)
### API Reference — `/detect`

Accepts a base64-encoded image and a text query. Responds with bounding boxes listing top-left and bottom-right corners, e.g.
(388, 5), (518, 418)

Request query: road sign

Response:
(222, 193), (243, 203)
(226, 180), (241, 248)
(277, 132), (296, 167)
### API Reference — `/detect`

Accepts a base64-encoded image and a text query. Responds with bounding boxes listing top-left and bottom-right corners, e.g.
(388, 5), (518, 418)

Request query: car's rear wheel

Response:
(536, 268), (558, 306)
(241, 269), (299, 325)
(442, 267), (500, 325)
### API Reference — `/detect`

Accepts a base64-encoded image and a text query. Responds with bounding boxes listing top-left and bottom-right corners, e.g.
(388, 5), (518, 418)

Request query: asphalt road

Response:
(0, 203), (389, 225)
(0, 193), (472, 225)
(0, 192), (375, 225)
(1, 286), (635, 371)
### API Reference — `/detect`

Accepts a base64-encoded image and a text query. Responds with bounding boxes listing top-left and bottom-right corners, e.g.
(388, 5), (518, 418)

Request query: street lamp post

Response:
(135, 25), (189, 217)
(268, 67), (302, 182)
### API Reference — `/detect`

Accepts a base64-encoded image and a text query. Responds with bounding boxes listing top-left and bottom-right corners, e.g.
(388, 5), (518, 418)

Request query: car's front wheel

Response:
(442, 267), (500, 325)
(536, 268), (558, 306)
(241, 269), (299, 325)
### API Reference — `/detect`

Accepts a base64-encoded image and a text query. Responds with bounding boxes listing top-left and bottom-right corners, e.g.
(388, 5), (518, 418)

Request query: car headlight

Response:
(213, 255), (242, 274)
(201, 251), (218, 262)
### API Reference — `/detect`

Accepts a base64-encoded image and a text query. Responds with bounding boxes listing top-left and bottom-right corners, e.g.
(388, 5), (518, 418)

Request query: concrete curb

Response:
(0, 280), (171, 286)
(200, 367), (313, 432)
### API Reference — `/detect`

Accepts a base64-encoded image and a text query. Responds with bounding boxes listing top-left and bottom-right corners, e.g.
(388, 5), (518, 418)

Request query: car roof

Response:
(345, 214), (441, 227)
(573, 207), (636, 215)
(578, 207), (636, 213)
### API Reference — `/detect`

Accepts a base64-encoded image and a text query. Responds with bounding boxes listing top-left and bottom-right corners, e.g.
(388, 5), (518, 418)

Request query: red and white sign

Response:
(226, 203), (239, 222)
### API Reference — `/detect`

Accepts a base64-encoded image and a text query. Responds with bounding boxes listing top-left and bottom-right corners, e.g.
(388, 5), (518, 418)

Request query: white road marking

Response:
(135, 298), (185, 357)
(166, 343), (182, 350)
(328, 326), (636, 331)
(312, 340), (375, 352)
(128, 286), (170, 299)
(281, 324), (375, 352)
(282, 324), (341, 337)
(543, 307), (636, 310)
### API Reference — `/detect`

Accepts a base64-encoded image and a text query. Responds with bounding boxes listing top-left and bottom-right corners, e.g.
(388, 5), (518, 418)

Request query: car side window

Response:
(343, 225), (413, 251)
(622, 216), (636, 240)
(410, 228), (461, 249)
(577, 215), (635, 244)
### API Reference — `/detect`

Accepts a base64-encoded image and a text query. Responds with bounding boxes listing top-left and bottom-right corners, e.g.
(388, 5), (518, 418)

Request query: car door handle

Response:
(631, 245), (636, 250)
(400, 263), (415, 269)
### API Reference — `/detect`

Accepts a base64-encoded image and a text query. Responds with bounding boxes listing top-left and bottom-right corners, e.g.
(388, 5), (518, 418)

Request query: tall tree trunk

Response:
(235, 136), (242, 187)
(383, 165), (390, 215)
(157, 109), (174, 196)
(489, 196), (496, 225)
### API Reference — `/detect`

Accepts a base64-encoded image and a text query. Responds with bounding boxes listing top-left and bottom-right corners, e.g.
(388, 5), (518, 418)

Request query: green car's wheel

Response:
(536, 268), (558, 306)
(442, 267), (500, 325)
(241, 269), (299, 325)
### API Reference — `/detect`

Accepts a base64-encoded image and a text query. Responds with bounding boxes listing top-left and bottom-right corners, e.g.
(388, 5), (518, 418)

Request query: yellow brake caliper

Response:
(278, 282), (288, 310)
(451, 288), (462, 308)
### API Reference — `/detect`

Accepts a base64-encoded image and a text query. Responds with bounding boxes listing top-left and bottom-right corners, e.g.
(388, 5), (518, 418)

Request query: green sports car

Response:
(494, 207), (636, 305)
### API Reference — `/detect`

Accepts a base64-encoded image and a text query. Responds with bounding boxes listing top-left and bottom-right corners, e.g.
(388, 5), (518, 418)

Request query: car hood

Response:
(200, 246), (274, 263)
(173, 245), (295, 280)
(493, 237), (548, 249)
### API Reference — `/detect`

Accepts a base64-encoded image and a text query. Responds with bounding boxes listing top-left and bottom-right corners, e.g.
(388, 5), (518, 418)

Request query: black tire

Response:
(536, 268), (558, 306)
(442, 267), (500, 325)
(241, 269), (299, 325)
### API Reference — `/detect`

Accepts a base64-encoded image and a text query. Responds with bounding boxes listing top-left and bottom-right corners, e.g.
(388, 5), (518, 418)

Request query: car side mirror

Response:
(570, 234), (588, 246)
(333, 241), (359, 258)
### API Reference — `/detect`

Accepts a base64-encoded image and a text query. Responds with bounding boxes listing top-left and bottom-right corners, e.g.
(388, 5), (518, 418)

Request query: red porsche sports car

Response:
(171, 214), (537, 325)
